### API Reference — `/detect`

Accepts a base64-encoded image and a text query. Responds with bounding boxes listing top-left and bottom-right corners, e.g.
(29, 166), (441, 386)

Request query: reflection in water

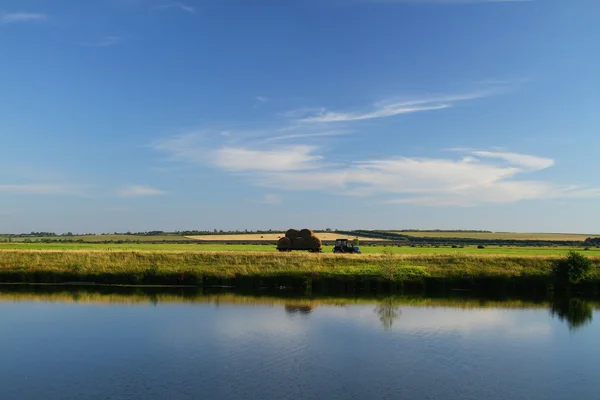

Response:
(375, 297), (401, 330)
(550, 298), (593, 331)
(0, 285), (596, 333)
(284, 304), (314, 315)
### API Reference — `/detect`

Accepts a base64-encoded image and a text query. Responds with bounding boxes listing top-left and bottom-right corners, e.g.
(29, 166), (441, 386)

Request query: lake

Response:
(1, 287), (599, 400)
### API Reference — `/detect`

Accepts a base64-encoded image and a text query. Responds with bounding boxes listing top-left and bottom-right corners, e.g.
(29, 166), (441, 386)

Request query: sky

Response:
(1, 0), (599, 234)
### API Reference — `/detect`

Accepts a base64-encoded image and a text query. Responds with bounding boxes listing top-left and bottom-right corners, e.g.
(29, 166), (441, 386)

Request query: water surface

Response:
(1, 289), (598, 400)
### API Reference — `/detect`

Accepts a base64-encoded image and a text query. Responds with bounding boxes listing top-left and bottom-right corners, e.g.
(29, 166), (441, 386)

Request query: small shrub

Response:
(477, 245), (485, 249)
(553, 251), (592, 284)
(451, 245), (458, 249)
(380, 247), (396, 279)
(395, 265), (430, 281)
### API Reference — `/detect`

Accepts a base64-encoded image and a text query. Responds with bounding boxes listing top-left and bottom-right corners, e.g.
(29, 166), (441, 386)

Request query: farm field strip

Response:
(398, 231), (600, 241)
(1, 242), (600, 256)
(185, 233), (384, 241)
(2, 234), (194, 242)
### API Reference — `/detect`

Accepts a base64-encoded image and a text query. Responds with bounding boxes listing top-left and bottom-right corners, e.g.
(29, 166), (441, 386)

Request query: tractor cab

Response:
(333, 238), (361, 254)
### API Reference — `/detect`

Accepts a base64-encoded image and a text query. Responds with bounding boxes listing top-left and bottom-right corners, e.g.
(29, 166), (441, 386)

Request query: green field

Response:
(0, 242), (597, 256)
(399, 231), (599, 241)
(4, 231), (599, 244)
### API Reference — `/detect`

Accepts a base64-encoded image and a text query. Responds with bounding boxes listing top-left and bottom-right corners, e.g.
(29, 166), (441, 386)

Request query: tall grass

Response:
(1, 249), (600, 285)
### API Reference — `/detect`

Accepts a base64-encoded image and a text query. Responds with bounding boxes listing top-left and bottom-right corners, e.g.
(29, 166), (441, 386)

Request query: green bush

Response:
(395, 265), (430, 280)
(477, 245), (485, 249)
(553, 251), (592, 284)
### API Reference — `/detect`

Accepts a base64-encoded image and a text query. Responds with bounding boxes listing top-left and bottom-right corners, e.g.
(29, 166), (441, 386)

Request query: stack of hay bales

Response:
(277, 228), (322, 252)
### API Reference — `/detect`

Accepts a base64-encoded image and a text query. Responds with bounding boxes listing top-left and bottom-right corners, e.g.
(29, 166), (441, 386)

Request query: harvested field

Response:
(186, 233), (384, 241)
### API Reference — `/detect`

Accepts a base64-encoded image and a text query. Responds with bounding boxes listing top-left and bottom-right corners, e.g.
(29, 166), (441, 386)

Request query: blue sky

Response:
(1, 0), (599, 233)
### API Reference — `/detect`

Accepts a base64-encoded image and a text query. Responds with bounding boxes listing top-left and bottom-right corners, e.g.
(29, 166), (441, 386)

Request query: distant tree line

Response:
(394, 229), (493, 233)
(1, 229), (341, 237)
(337, 230), (592, 247)
(584, 237), (600, 246)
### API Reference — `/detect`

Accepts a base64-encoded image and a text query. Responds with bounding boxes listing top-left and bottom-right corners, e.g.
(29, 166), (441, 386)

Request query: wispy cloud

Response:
(81, 36), (122, 48)
(0, 11), (47, 24)
(472, 150), (554, 171)
(118, 185), (165, 197)
(153, 2), (196, 14)
(153, 131), (325, 171)
(255, 96), (269, 103)
(294, 90), (498, 123)
(262, 130), (352, 142)
(150, 82), (543, 206)
(0, 184), (83, 196)
(214, 146), (323, 172)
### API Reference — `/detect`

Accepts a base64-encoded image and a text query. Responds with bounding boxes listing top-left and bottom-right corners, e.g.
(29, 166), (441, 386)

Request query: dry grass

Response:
(186, 233), (384, 241)
(1, 249), (600, 285)
(399, 231), (599, 241)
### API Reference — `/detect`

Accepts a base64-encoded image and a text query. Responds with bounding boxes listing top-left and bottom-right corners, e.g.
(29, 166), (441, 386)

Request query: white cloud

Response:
(118, 185), (165, 197)
(262, 130), (351, 142)
(153, 2), (196, 13)
(153, 128), (599, 206)
(472, 151), (554, 171)
(214, 146), (323, 171)
(0, 184), (83, 196)
(295, 91), (495, 123)
(153, 131), (326, 171)
(255, 96), (268, 103)
(300, 104), (449, 123)
(227, 149), (600, 206)
(0, 11), (47, 24)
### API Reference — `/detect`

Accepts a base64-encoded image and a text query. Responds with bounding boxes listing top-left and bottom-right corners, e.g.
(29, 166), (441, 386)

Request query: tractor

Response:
(332, 238), (361, 254)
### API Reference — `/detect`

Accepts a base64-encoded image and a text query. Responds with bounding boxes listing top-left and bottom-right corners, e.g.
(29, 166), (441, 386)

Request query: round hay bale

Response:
(293, 237), (306, 249)
(299, 229), (314, 239)
(306, 235), (322, 250)
(285, 229), (299, 240)
(277, 237), (291, 249)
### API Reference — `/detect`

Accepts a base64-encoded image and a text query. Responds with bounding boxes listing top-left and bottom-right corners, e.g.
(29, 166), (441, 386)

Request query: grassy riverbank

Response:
(1, 249), (600, 286)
